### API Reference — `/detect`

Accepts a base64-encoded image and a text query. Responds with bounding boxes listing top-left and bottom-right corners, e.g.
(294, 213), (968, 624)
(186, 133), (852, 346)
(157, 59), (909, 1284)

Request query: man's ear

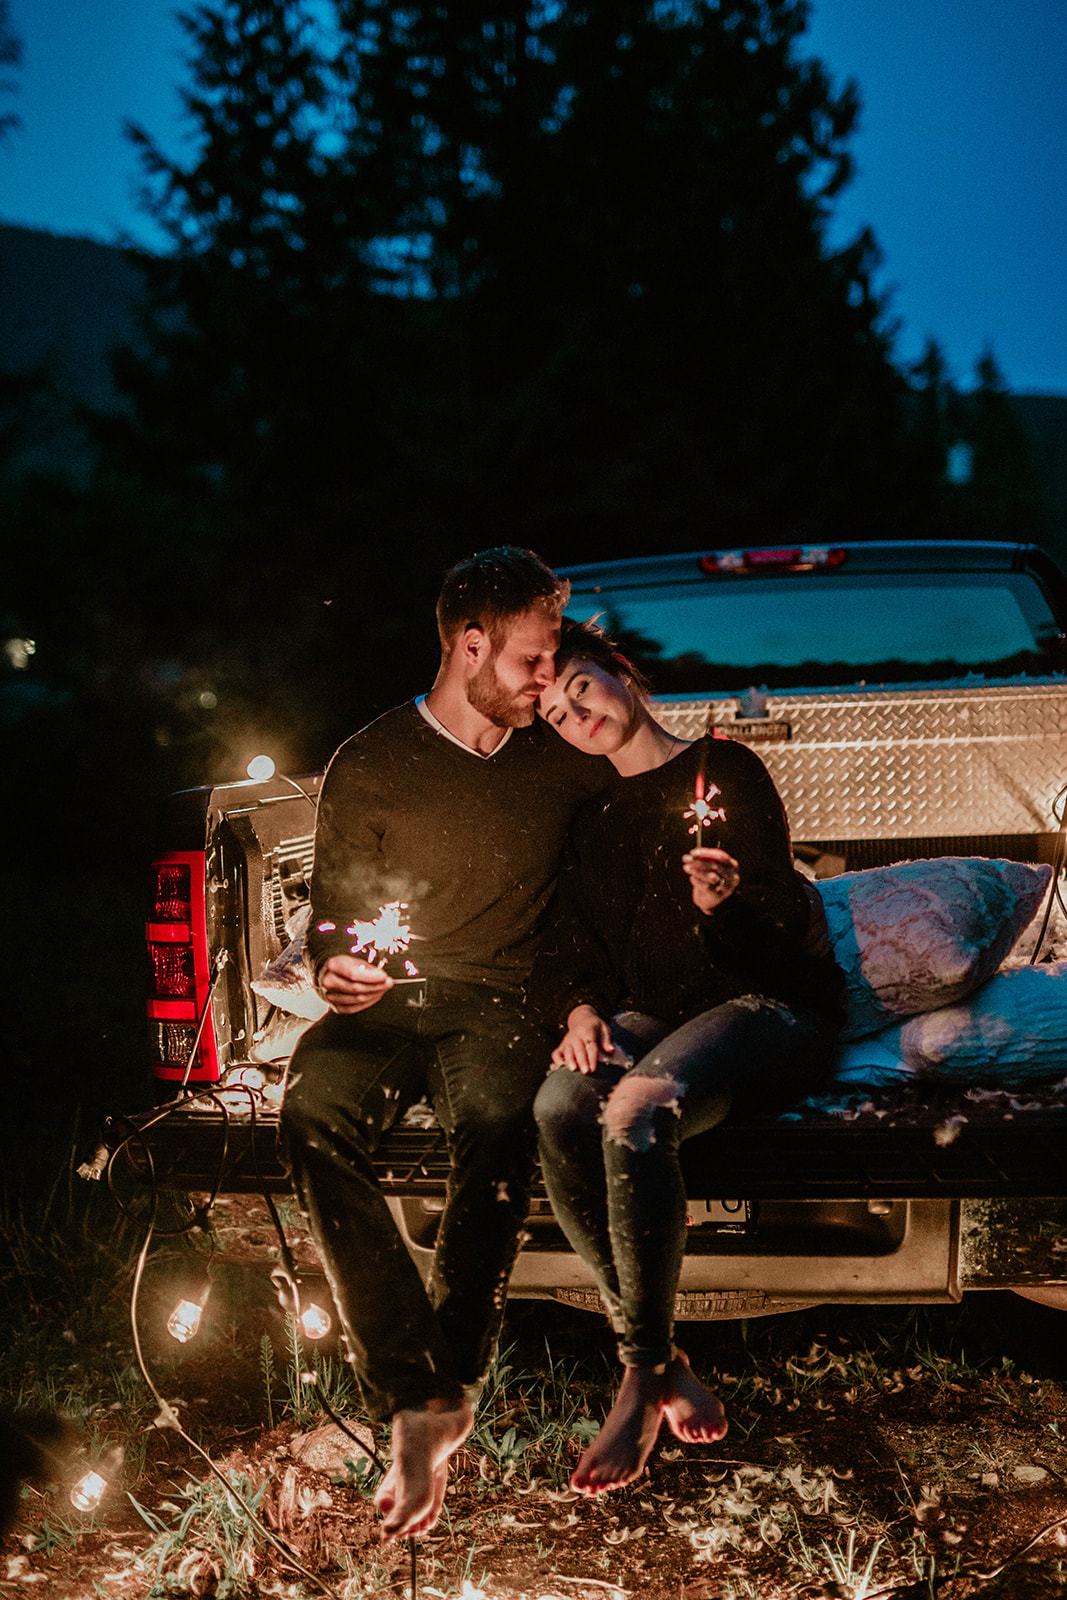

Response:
(459, 625), (490, 667)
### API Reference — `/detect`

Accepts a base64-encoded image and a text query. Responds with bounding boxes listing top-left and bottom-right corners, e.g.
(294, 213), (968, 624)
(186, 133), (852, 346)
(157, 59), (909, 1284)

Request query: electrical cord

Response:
(126, 1187), (342, 1599)
(1029, 777), (1067, 963)
(105, 1079), (422, 1596)
(180, 949), (230, 1091)
(856, 1501), (1067, 1595)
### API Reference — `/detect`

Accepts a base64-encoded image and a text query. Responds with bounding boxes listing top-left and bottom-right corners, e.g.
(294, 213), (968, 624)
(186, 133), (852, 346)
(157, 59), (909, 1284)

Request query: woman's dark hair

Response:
(555, 616), (652, 696)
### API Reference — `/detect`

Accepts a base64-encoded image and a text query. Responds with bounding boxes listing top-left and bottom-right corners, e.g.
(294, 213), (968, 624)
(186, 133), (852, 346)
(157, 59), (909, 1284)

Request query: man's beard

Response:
(466, 657), (535, 727)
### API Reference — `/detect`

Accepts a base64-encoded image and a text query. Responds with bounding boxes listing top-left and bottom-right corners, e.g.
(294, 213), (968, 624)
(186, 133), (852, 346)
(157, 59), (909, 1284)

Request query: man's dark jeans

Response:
(281, 979), (549, 1421)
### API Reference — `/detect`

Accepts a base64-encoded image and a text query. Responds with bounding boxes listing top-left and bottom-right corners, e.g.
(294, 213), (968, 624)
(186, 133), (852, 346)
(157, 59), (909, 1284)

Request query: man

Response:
(281, 547), (607, 1541)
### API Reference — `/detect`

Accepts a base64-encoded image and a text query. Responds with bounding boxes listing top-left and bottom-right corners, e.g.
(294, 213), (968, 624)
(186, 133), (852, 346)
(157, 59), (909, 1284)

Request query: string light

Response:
(70, 1469), (108, 1512)
(167, 1283), (211, 1344)
(70, 1446), (123, 1512)
(299, 1302), (332, 1340)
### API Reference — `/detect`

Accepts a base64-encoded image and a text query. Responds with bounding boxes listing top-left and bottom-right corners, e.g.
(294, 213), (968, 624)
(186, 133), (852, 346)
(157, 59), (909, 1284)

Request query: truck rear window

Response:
(568, 571), (1061, 693)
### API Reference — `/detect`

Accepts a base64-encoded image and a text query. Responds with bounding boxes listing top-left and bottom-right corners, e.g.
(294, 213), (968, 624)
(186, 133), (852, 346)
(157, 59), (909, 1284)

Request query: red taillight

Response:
(146, 851), (219, 1083)
(151, 1021), (206, 1070)
(153, 863), (192, 922)
(148, 941), (196, 1000)
(700, 546), (847, 574)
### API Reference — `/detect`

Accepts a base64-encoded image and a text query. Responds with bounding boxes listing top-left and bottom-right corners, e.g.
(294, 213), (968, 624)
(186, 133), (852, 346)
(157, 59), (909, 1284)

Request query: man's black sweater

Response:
(528, 735), (844, 1028)
(305, 702), (609, 992)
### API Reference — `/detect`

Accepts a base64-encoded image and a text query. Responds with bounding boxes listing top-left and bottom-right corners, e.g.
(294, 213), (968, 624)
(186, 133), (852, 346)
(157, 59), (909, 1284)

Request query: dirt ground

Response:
(4, 1281), (1067, 1600)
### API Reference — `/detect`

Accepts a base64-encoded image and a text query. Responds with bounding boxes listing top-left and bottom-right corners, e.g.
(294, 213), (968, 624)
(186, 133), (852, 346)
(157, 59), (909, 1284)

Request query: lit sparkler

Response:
(344, 901), (422, 981)
(683, 766), (726, 842)
(346, 900), (413, 960)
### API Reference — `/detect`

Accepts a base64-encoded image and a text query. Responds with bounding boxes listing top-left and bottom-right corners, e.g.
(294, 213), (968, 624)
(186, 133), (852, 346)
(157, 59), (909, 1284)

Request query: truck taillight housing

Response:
(146, 851), (220, 1083)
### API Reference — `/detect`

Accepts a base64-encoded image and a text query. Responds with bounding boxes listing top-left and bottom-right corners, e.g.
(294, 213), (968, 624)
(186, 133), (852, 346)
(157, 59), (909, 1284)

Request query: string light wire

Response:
(115, 1091), (343, 1599)
(104, 1077), (425, 1595)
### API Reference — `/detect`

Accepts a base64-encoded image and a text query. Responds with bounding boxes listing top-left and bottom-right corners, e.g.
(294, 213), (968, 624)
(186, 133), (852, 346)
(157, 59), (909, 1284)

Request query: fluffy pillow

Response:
(881, 961), (1067, 1083)
(817, 857), (1052, 1040)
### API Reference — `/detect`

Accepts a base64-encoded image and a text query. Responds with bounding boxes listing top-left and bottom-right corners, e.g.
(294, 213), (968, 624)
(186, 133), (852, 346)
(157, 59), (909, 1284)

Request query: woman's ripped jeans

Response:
(534, 998), (837, 1368)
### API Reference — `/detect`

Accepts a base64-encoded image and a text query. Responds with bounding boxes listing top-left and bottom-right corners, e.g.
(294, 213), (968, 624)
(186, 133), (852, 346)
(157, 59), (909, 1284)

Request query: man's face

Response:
(466, 610), (560, 728)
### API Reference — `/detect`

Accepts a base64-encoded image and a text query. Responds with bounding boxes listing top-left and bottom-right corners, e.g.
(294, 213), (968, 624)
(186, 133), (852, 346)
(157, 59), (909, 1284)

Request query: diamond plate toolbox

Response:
(657, 679), (1067, 841)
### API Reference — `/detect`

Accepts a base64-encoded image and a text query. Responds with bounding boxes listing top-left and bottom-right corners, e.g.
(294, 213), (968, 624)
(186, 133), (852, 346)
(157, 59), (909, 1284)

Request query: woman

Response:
(530, 620), (843, 1495)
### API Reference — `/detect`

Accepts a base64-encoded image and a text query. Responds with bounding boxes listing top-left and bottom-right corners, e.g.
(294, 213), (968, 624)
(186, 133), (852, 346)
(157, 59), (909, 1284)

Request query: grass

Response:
(130, 1469), (267, 1597)
(3, 1146), (1067, 1599)
(468, 1336), (606, 1488)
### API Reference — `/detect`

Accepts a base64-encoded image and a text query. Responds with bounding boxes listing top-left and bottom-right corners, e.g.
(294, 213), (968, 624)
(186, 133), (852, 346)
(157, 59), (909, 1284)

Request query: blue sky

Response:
(2, 0), (1065, 395)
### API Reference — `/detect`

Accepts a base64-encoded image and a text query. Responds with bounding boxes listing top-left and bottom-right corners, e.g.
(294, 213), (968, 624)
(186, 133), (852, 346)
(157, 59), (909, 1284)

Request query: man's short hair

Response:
(436, 546), (570, 654)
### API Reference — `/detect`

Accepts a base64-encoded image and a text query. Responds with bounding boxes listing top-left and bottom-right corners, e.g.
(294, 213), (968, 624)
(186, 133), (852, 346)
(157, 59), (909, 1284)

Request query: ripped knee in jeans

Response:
(601, 1074), (684, 1153)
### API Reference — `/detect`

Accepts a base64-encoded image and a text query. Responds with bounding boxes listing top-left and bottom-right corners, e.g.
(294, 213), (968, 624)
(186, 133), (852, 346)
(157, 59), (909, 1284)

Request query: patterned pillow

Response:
(816, 857), (1052, 1040)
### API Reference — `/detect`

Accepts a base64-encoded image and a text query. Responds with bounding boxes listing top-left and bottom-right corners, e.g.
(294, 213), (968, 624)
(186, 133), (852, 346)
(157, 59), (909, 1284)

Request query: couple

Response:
(281, 546), (842, 1541)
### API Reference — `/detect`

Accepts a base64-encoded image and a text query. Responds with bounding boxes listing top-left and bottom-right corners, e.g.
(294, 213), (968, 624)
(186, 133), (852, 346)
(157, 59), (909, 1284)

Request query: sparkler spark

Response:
(683, 770), (726, 839)
(346, 901), (414, 962)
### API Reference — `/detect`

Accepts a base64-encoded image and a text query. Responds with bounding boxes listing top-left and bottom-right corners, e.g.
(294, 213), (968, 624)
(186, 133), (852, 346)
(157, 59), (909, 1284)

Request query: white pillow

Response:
(251, 905), (329, 1023)
(817, 857), (1052, 1040)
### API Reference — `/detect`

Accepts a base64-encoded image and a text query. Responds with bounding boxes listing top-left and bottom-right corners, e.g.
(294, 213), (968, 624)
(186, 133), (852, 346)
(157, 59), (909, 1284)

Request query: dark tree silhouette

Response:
(0, 0), (21, 144)
(92, 0), (954, 764)
(330, 0), (917, 557)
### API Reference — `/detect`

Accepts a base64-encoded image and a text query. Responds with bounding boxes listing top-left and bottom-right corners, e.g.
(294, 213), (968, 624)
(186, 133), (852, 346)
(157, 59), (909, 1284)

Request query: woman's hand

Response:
(551, 1003), (612, 1073)
(682, 846), (741, 914)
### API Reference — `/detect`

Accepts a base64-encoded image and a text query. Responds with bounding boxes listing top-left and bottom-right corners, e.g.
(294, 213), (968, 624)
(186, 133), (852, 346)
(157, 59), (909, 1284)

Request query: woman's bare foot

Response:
(663, 1350), (728, 1444)
(570, 1365), (666, 1496)
(374, 1398), (473, 1541)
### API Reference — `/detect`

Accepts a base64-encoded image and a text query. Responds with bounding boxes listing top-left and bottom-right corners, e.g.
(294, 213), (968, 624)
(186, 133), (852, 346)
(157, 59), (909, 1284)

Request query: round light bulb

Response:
(246, 755), (276, 781)
(300, 1303), (332, 1340)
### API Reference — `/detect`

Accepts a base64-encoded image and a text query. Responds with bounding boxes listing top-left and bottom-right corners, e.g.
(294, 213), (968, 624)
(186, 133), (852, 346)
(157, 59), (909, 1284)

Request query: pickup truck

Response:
(106, 540), (1067, 1323)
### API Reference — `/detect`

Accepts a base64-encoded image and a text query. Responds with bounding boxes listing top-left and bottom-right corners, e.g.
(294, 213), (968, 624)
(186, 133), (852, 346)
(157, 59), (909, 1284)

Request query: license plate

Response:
(686, 1199), (753, 1234)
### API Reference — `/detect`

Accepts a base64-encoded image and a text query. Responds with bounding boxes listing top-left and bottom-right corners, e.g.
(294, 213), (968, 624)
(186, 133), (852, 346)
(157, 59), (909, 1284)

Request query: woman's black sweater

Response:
(527, 735), (844, 1029)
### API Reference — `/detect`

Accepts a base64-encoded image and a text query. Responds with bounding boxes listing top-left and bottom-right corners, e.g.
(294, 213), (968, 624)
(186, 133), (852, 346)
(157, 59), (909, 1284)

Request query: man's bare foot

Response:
(663, 1350), (728, 1444)
(373, 1398), (473, 1540)
(570, 1366), (666, 1496)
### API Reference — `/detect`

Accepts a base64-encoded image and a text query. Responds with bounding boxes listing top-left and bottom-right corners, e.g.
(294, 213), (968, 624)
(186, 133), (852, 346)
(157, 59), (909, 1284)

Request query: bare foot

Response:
(663, 1350), (728, 1444)
(571, 1366), (666, 1496)
(373, 1398), (473, 1540)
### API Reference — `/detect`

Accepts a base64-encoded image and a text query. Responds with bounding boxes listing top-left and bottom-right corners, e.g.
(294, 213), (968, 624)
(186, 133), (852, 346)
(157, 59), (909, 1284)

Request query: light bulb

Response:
(167, 1298), (205, 1343)
(70, 1470), (108, 1512)
(300, 1303), (332, 1340)
(246, 754), (276, 781)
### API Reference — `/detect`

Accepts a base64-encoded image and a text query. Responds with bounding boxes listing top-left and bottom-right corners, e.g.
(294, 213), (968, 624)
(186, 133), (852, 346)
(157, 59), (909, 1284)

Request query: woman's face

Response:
(537, 656), (639, 754)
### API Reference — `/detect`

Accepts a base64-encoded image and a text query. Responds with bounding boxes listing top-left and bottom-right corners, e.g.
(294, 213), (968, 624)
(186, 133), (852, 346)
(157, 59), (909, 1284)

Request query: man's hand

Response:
(682, 847), (740, 915)
(551, 1003), (612, 1073)
(316, 955), (393, 1013)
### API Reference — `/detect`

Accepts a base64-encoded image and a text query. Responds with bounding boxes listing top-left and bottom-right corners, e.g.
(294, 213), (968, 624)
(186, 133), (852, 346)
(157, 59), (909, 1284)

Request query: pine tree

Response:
(101, 0), (445, 763)
(959, 349), (1045, 543)
(101, 0), (941, 761)
(0, 0), (21, 144)
(331, 0), (917, 558)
